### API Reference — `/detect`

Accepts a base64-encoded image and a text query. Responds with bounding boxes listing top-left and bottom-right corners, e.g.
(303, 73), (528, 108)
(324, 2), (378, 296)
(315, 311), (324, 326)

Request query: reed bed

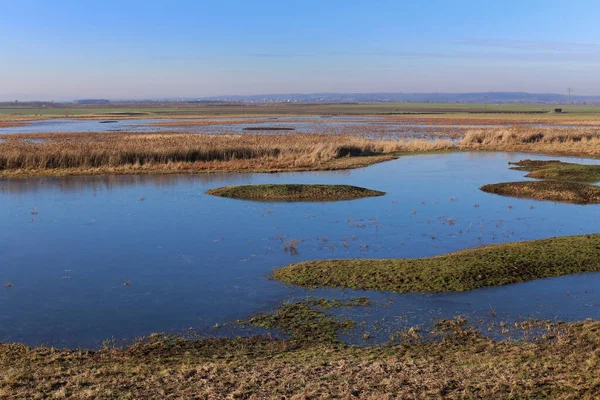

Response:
(0, 132), (454, 176)
(460, 126), (600, 157)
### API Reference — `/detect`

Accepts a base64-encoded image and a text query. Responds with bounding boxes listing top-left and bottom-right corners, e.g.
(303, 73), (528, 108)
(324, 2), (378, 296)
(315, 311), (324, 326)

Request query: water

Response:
(3, 117), (598, 139)
(0, 116), (466, 140)
(2, 152), (600, 348)
(4, 117), (596, 143)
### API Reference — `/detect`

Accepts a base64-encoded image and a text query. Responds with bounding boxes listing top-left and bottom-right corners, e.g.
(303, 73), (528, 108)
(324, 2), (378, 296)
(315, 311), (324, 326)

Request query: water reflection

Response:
(0, 170), (352, 195)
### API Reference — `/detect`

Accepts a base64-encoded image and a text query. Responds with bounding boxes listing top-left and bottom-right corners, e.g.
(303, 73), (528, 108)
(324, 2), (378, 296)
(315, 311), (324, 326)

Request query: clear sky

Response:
(2, 0), (600, 100)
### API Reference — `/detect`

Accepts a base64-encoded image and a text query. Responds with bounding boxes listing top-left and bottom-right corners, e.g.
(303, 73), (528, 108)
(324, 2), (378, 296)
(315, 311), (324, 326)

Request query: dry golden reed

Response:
(460, 126), (600, 157)
(0, 132), (454, 176)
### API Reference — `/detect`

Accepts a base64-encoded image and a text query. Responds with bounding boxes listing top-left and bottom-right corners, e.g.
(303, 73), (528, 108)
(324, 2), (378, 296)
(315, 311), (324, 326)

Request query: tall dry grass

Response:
(460, 126), (600, 157)
(0, 132), (454, 175)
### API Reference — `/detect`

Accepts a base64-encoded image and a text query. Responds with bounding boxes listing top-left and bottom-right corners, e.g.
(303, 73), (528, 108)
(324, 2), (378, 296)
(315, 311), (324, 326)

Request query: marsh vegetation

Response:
(0, 132), (453, 177)
(460, 126), (600, 158)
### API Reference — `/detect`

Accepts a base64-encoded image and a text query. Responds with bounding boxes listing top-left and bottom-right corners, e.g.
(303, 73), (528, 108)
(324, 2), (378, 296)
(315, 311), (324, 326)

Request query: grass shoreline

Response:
(0, 293), (598, 398)
(7, 147), (600, 178)
(273, 234), (600, 293)
(2, 314), (600, 398)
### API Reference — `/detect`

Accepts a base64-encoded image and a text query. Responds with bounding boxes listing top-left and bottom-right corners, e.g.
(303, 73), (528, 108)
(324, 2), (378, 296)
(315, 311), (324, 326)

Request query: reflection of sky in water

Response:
(1, 151), (600, 347)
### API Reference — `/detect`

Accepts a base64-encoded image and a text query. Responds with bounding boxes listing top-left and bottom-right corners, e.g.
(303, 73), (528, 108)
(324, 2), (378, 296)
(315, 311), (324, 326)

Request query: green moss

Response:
(273, 234), (600, 293)
(510, 159), (600, 182)
(239, 299), (360, 344)
(206, 184), (385, 201)
(480, 181), (600, 204)
(306, 297), (371, 309)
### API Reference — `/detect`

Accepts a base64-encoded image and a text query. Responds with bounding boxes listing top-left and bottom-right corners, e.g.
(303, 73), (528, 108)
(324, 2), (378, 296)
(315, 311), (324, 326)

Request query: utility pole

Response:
(568, 87), (573, 105)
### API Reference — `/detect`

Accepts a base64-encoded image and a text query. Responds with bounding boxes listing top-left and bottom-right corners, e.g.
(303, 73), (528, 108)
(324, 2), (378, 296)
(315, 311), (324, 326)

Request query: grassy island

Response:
(480, 181), (600, 204)
(206, 184), (385, 201)
(509, 159), (600, 182)
(273, 234), (600, 293)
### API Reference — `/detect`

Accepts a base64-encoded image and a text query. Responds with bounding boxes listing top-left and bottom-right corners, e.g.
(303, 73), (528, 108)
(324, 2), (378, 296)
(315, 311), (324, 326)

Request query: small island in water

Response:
(480, 181), (600, 204)
(206, 184), (385, 201)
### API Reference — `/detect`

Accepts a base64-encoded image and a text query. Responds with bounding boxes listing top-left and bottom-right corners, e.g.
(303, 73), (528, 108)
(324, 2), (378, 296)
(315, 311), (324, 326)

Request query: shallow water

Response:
(3, 117), (596, 142)
(0, 118), (170, 134)
(0, 116), (468, 140)
(2, 151), (600, 347)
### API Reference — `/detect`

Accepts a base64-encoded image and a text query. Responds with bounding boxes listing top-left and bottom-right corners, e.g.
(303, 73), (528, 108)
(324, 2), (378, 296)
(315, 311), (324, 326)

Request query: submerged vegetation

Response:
(481, 181), (600, 204)
(239, 298), (367, 344)
(206, 184), (385, 201)
(273, 234), (600, 293)
(509, 159), (600, 182)
(0, 132), (454, 177)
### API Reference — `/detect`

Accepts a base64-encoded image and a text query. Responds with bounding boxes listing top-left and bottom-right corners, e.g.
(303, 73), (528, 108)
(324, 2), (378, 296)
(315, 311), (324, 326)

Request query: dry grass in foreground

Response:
(0, 132), (455, 177)
(2, 319), (600, 399)
(461, 126), (600, 157)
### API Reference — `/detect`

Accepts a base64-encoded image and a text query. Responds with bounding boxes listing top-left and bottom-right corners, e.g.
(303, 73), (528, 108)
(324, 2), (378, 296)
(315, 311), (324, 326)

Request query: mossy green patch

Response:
(239, 299), (362, 344)
(480, 180), (600, 204)
(273, 234), (600, 293)
(510, 159), (600, 182)
(206, 184), (385, 201)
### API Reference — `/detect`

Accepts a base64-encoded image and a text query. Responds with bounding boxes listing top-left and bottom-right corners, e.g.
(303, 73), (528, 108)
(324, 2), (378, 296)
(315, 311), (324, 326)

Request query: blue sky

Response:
(1, 0), (600, 100)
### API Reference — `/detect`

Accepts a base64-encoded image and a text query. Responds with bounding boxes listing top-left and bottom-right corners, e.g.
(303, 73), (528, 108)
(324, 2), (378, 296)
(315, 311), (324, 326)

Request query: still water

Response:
(0, 116), (478, 140)
(1, 152), (600, 347)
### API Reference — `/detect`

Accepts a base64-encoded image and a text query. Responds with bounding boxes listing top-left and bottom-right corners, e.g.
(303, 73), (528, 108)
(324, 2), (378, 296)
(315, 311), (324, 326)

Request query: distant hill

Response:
(195, 92), (600, 104)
